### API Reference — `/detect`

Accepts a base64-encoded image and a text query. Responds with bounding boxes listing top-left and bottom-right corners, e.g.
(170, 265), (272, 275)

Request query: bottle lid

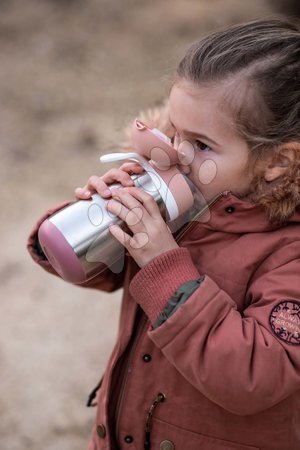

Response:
(131, 119), (179, 169)
(148, 163), (194, 220)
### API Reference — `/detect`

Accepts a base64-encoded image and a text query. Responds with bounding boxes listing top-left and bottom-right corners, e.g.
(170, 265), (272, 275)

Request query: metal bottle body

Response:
(38, 172), (164, 283)
(38, 132), (196, 284)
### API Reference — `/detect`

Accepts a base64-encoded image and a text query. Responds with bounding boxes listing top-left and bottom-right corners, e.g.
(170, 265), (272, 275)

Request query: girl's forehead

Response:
(170, 79), (210, 99)
(169, 80), (236, 136)
(170, 78), (236, 105)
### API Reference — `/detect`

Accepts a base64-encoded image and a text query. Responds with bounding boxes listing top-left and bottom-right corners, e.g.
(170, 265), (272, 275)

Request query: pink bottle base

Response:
(38, 219), (86, 284)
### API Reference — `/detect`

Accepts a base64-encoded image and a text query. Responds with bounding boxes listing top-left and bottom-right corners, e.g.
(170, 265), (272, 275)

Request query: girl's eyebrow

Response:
(169, 118), (219, 147)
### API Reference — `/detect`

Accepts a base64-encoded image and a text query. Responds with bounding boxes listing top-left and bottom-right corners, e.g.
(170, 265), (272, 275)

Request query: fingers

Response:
(109, 224), (149, 251)
(121, 187), (161, 218)
(75, 175), (111, 200)
(106, 189), (146, 231)
(74, 164), (144, 200)
(101, 168), (134, 187)
(119, 162), (144, 174)
(74, 186), (93, 200)
(106, 185), (177, 267)
(106, 187), (161, 238)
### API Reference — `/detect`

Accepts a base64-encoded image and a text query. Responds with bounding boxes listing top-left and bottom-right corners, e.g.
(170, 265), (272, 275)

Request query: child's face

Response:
(169, 80), (253, 202)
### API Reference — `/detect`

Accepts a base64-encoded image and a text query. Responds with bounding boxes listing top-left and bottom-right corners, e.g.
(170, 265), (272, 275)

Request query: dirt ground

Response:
(0, 1), (293, 449)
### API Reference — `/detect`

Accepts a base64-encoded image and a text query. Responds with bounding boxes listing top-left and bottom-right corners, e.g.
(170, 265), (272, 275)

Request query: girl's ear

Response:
(264, 145), (298, 182)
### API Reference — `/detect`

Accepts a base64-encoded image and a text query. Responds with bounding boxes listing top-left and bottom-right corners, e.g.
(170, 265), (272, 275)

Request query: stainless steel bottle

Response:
(38, 122), (197, 283)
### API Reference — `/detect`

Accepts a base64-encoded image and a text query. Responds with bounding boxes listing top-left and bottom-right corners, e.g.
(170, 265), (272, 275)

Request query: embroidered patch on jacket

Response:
(269, 301), (300, 345)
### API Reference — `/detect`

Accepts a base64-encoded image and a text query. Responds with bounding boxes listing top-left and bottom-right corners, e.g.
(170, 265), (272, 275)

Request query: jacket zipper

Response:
(115, 312), (149, 443)
(144, 392), (166, 450)
(114, 191), (226, 444)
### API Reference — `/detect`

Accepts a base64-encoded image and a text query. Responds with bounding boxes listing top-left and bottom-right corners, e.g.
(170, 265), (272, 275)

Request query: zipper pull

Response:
(144, 393), (166, 450)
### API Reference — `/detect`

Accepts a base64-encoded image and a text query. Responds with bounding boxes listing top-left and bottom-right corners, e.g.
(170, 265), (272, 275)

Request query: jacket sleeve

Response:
(129, 245), (300, 415)
(27, 201), (125, 292)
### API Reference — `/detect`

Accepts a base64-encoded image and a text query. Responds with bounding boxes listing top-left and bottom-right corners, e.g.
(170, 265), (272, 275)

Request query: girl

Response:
(28, 18), (300, 450)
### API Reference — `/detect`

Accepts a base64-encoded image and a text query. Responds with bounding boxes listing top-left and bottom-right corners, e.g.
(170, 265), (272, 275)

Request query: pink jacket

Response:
(27, 192), (300, 450)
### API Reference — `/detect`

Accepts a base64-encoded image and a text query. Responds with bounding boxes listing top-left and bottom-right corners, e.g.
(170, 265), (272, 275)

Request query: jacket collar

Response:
(198, 192), (300, 234)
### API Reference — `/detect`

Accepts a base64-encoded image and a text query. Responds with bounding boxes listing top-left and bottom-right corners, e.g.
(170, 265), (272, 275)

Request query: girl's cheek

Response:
(187, 155), (218, 188)
(178, 153), (218, 188)
(198, 159), (218, 185)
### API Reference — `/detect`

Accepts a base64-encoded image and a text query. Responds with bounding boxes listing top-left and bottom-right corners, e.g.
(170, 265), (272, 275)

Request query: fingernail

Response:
(102, 189), (111, 197)
(85, 190), (91, 197)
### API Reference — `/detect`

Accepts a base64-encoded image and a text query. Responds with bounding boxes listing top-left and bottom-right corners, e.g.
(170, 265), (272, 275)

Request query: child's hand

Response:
(74, 162), (144, 199)
(106, 186), (179, 267)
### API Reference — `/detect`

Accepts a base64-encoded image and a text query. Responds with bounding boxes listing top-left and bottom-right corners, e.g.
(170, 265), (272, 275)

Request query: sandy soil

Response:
(0, 1), (289, 449)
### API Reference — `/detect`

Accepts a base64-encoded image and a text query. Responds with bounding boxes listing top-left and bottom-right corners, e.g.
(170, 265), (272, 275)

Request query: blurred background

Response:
(0, 1), (298, 449)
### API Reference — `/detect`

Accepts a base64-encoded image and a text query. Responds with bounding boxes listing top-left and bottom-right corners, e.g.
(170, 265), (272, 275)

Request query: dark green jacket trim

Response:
(153, 276), (205, 329)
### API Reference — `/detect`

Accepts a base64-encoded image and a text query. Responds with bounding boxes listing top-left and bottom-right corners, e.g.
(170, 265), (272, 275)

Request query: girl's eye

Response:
(195, 140), (210, 152)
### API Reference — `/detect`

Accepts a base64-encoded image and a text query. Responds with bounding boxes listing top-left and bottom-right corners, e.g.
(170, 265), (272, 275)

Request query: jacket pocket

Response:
(151, 418), (260, 450)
